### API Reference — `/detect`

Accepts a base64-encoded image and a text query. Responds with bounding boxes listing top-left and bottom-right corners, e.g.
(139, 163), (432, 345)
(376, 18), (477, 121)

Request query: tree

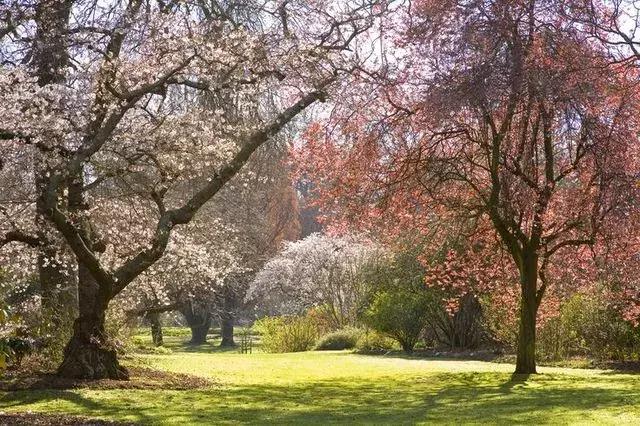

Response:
(119, 138), (301, 347)
(0, 0), (381, 379)
(359, 245), (439, 353)
(295, 0), (640, 373)
(211, 141), (302, 347)
(565, 0), (640, 67)
(120, 217), (241, 346)
(248, 234), (385, 328)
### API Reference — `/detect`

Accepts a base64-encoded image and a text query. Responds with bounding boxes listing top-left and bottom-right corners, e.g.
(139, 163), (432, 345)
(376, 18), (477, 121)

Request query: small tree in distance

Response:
(248, 233), (385, 328)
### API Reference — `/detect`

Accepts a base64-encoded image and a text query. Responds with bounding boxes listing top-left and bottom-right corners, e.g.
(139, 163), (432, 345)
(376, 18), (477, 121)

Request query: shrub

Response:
(315, 327), (363, 350)
(305, 306), (336, 336)
(355, 330), (396, 353)
(430, 293), (484, 350)
(254, 314), (320, 353)
(480, 290), (519, 350)
(362, 290), (434, 352)
(537, 293), (640, 361)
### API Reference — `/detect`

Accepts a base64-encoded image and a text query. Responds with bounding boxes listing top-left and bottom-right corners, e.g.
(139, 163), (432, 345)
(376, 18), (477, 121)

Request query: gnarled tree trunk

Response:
(181, 303), (211, 345)
(57, 263), (127, 379)
(191, 321), (210, 345)
(57, 170), (126, 379)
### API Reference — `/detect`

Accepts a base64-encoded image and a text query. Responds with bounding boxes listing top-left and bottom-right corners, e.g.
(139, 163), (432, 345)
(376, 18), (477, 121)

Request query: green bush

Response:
(537, 293), (640, 361)
(254, 315), (320, 353)
(355, 330), (396, 353)
(315, 327), (363, 350)
(362, 290), (434, 352)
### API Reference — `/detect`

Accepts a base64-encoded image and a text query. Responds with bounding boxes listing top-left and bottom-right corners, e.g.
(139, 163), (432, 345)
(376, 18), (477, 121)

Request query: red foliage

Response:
(293, 0), (640, 335)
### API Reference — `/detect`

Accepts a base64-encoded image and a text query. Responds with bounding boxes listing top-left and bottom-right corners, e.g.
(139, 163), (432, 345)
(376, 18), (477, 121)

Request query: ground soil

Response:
(0, 366), (215, 391)
(0, 413), (135, 425)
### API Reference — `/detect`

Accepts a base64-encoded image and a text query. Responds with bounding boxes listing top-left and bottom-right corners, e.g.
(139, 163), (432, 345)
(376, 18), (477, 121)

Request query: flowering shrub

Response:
(248, 234), (385, 328)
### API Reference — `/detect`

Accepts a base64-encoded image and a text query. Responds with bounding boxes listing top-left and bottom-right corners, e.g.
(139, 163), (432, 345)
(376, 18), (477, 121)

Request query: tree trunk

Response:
(148, 312), (163, 347)
(190, 318), (211, 345)
(220, 313), (235, 347)
(401, 341), (415, 353)
(181, 304), (211, 345)
(219, 287), (236, 347)
(57, 171), (125, 380)
(36, 185), (78, 335)
(37, 231), (77, 332)
(57, 263), (127, 379)
(515, 253), (539, 374)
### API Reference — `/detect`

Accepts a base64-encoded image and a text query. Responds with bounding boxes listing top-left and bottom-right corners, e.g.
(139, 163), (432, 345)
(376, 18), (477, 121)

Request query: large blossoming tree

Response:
(0, 0), (382, 379)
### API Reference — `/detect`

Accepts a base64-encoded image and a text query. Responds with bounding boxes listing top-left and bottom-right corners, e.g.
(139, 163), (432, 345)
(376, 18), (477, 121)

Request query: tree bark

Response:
(57, 262), (128, 379)
(190, 321), (210, 345)
(56, 170), (126, 379)
(220, 313), (235, 347)
(37, 232), (77, 330)
(515, 252), (539, 374)
(400, 340), (415, 353)
(148, 312), (163, 347)
(219, 287), (236, 347)
(181, 304), (211, 345)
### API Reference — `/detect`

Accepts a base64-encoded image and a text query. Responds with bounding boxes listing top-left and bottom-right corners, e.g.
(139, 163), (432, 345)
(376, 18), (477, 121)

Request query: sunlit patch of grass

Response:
(3, 332), (640, 424)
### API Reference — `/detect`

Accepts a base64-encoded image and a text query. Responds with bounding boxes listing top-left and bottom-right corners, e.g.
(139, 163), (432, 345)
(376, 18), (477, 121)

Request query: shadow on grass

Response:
(169, 341), (240, 354)
(1, 390), (156, 424)
(136, 337), (249, 355)
(595, 361), (640, 375)
(3, 371), (640, 424)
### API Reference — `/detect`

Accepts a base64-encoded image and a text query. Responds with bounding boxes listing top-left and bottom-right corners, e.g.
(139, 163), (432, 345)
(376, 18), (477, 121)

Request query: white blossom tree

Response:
(120, 145), (300, 346)
(247, 233), (386, 327)
(0, 0), (383, 378)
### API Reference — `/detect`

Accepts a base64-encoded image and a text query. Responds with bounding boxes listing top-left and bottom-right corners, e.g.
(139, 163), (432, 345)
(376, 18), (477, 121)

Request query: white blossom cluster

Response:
(247, 233), (386, 325)
(0, 0), (381, 319)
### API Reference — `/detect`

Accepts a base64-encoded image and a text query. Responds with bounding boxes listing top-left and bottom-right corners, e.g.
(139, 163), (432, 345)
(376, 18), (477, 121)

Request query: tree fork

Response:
(57, 170), (127, 379)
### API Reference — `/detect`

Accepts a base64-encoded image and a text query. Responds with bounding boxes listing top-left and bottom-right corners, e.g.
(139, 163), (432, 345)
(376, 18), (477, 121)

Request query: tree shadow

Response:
(355, 348), (502, 361)
(499, 373), (532, 392)
(1, 390), (155, 424)
(3, 371), (640, 424)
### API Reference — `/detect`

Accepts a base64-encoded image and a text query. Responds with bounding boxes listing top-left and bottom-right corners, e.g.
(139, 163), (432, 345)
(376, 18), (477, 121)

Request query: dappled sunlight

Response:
(4, 351), (640, 424)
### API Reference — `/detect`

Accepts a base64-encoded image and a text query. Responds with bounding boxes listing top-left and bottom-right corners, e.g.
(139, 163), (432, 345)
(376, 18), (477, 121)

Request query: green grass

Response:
(130, 326), (259, 354)
(3, 334), (640, 424)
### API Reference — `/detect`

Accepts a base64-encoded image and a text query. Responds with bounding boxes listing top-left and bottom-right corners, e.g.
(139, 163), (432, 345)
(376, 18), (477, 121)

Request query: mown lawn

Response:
(3, 334), (640, 424)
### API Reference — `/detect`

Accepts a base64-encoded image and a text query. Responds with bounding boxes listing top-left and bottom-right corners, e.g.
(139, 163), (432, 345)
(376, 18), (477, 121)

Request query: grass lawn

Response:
(3, 334), (640, 424)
